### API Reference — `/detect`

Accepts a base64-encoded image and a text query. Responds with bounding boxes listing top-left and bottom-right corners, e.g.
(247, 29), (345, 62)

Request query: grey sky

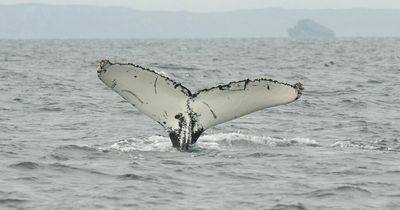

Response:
(1, 0), (400, 11)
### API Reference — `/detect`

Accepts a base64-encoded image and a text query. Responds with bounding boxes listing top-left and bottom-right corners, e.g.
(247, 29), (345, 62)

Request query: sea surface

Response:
(0, 38), (399, 210)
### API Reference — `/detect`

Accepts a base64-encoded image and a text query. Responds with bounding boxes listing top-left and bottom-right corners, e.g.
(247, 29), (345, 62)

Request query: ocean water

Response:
(0, 38), (399, 210)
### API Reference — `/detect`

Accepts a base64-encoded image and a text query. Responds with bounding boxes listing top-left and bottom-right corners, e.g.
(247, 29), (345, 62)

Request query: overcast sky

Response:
(1, 0), (400, 12)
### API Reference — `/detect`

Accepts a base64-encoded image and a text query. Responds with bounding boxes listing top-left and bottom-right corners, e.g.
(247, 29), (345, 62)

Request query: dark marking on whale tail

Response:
(121, 90), (144, 104)
(97, 60), (303, 151)
(111, 79), (117, 88)
(168, 131), (180, 148)
(154, 76), (158, 94)
(202, 102), (217, 119)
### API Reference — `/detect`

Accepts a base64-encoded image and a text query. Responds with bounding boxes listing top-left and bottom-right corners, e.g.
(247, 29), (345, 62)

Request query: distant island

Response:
(1, 4), (400, 38)
(288, 19), (335, 39)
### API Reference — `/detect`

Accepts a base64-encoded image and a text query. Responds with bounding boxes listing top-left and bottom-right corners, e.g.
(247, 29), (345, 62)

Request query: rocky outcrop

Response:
(288, 19), (335, 39)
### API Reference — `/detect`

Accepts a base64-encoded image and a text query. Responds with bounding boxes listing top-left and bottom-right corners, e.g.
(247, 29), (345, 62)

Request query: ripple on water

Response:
(116, 173), (154, 181)
(38, 107), (64, 112)
(2, 39), (400, 210)
(244, 152), (296, 158)
(307, 185), (372, 198)
(47, 162), (110, 177)
(56, 144), (101, 152)
(9, 162), (40, 170)
(0, 198), (29, 204)
(271, 203), (308, 210)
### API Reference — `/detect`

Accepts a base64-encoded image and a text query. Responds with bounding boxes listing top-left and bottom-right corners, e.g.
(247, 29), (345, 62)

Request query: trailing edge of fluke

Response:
(97, 60), (303, 151)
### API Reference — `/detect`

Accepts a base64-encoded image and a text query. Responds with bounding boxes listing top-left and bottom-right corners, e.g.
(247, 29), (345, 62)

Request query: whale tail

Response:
(97, 60), (303, 151)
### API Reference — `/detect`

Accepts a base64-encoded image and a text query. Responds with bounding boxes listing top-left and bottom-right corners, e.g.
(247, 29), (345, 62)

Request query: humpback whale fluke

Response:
(97, 60), (303, 151)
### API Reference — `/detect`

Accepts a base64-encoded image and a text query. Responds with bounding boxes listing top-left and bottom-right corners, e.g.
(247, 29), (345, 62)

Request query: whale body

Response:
(97, 60), (303, 151)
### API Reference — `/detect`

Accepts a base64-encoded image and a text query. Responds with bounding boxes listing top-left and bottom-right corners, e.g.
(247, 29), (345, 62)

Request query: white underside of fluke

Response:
(97, 60), (303, 150)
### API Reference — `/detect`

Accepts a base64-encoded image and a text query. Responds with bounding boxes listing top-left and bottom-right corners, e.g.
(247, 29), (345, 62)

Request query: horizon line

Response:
(1, 3), (400, 13)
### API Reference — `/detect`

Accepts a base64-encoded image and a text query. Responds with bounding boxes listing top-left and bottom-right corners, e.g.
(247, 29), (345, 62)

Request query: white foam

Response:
(199, 133), (319, 146)
(193, 133), (320, 150)
(154, 70), (169, 77)
(104, 133), (319, 152)
(109, 136), (175, 152)
(331, 140), (395, 151)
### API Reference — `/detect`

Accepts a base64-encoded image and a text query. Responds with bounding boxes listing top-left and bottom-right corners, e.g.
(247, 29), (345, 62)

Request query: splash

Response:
(331, 140), (398, 151)
(106, 133), (319, 152)
(109, 136), (175, 152)
(198, 133), (319, 148)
